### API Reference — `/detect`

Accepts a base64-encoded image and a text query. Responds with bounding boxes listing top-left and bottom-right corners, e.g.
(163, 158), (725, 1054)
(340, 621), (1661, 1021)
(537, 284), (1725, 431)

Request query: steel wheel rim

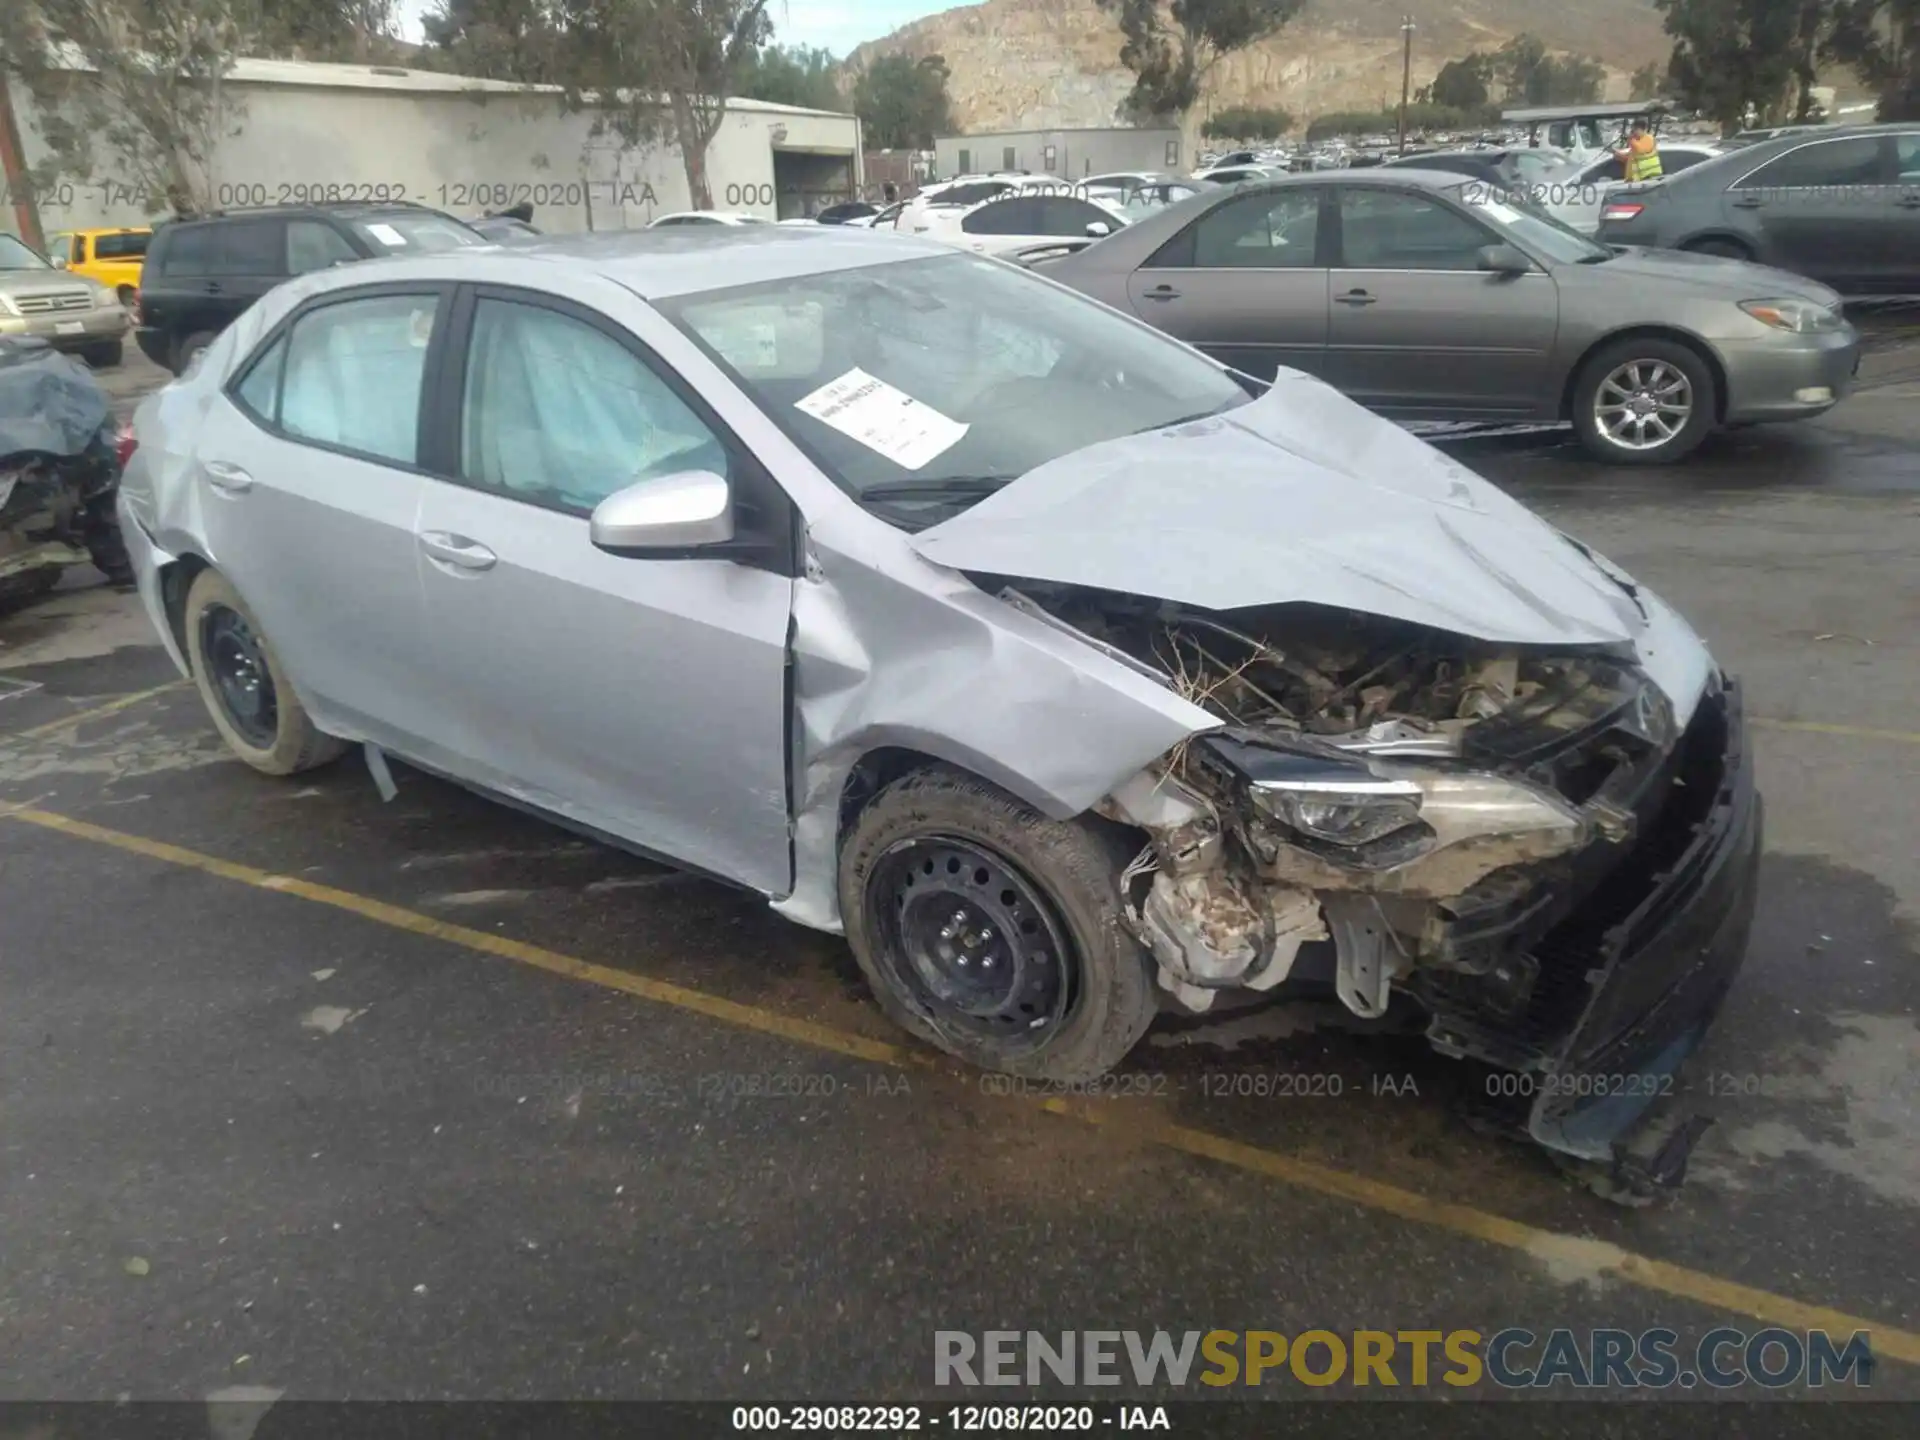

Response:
(867, 835), (1079, 1048)
(1595, 359), (1692, 451)
(200, 604), (278, 747)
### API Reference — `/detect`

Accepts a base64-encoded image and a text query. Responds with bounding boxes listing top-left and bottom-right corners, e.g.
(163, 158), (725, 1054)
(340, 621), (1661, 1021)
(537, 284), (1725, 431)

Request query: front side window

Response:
(460, 298), (728, 514)
(1338, 189), (1492, 270)
(660, 252), (1247, 509)
(210, 220), (285, 276)
(278, 293), (439, 464)
(1735, 137), (1884, 189)
(93, 232), (149, 259)
(288, 221), (359, 275)
(1895, 132), (1920, 180)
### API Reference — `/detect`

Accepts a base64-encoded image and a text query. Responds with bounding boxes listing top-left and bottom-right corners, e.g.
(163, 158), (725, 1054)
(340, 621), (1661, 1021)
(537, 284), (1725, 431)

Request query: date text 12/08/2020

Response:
(9, 180), (667, 212)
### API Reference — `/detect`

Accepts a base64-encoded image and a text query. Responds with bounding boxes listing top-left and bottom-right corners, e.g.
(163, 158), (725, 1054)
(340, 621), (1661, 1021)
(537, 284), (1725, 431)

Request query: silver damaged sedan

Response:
(121, 227), (1762, 1196)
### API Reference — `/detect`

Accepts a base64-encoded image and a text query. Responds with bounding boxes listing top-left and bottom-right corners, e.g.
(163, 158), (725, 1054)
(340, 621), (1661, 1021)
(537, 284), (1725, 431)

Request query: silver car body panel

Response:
(120, 227), (1712, 944)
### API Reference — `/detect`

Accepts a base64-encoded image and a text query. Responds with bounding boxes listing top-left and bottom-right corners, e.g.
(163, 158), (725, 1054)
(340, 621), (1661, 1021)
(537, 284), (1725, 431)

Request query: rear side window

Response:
(156, 225), (216, 273)
(1032, 196), (1114, 234)
(1735, 137), (1885, 189)
(233, 336), (287, 422)
(155, 221), (284, 276)
(93, 232), (149, 259)
(275, 293), (440, 465)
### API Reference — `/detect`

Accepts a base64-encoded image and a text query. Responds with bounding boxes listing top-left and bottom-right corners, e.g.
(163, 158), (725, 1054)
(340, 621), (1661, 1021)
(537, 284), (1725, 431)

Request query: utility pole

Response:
(1397, 16), (1416, 155)
(0, 73), (44, 250)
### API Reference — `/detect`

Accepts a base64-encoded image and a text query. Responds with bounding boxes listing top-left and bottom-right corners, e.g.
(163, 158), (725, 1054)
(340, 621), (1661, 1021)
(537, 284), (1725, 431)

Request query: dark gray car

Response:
(1594, 124), (1920, 297)
(1037, 171), (1862, 464)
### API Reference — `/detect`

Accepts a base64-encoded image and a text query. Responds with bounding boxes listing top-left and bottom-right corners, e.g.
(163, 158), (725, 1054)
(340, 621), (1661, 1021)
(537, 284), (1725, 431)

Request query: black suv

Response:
(134, 203), (484, 374)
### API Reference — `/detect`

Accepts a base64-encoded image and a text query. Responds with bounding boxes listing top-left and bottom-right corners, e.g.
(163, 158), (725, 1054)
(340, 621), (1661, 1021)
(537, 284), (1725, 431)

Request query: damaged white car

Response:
(120, 227), (1760, 1197)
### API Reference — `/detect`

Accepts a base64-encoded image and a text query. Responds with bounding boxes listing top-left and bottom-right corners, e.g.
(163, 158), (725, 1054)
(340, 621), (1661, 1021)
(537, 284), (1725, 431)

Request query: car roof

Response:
(312, 225), (957, 302)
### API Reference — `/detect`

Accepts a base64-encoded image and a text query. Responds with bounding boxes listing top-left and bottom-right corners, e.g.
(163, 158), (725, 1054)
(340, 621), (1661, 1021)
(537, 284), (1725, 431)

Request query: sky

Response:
(392, 0), (950, 57)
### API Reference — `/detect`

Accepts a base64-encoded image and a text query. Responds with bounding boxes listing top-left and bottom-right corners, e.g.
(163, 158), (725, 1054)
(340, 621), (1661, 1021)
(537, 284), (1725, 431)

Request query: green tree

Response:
(851, 52), (952, 149)
(1827, 0), (1919, 119)
(1429, 53), (1492, 112)
(1096, 0), (1306, 158)
(1493, 33), (1605, 106)
(1201, 102), (1291, 139)
(1657, 0), (1831, 130)
(0, 0), (257, 218)
(420, 0), (584, 82)
(572, 0), (771, 210)
(1629, 59), (1666, 96)
(736, 41), (840, 111)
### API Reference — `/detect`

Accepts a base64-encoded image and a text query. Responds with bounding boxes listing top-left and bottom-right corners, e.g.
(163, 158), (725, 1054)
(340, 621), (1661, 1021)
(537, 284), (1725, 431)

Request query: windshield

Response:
(0, 235), (50, 270)
(1455, 183), (1611, 264)
(349, 212), (484, 255)
(659, 253), (1249, 509)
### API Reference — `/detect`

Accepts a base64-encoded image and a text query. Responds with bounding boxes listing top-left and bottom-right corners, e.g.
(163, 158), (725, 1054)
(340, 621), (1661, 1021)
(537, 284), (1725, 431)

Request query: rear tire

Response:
(1571, 337), (1717, 466)
(839, 765), (1158, 1081)
(1682, 237), (1754, 262)
(182, 568), (347, 776)
(174, 330), (217, 376)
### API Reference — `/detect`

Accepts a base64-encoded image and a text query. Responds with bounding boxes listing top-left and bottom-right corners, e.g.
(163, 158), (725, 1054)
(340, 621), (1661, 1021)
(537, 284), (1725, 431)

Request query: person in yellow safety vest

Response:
(1616, 118), (1664, 182)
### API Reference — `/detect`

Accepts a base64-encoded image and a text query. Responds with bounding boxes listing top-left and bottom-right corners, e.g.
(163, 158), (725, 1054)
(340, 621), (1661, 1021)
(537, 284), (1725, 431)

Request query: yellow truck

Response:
(45, 228), (152, 305)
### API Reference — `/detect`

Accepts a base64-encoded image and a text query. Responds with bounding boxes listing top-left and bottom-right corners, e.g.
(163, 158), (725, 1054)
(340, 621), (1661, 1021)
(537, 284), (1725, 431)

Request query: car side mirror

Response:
(1086, 221), (1112, 237)
(1477, 243), (1532, 275)
(590, 470), (734, 556)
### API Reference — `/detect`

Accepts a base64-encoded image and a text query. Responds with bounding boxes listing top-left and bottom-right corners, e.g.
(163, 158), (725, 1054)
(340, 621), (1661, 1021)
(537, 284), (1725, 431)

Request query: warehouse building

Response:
(934, 125), (1185, 181)
(4, 56), (863, 240)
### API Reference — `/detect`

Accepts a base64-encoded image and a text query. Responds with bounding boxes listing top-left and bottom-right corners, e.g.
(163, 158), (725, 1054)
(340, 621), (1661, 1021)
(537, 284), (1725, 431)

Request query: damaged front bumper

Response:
(1497, 677), (1759, 1194)
(1105, 660), (1758, 1193)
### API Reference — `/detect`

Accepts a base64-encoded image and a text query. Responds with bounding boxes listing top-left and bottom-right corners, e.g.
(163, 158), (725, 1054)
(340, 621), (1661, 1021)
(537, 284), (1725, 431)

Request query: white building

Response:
(6, 56), (862, 236)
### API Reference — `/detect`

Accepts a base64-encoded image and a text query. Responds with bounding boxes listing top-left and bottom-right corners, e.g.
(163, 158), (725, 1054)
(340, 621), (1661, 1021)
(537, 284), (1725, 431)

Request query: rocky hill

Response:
(843, 0), (1674, 133)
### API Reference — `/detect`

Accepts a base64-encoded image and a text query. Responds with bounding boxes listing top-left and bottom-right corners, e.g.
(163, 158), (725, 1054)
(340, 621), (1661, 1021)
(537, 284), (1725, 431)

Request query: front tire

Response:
(839, 766), (1158, 1081)
(182, 568), (346, 775)
(1571, 337), (1716, 465)
(83, 340), (123, 368)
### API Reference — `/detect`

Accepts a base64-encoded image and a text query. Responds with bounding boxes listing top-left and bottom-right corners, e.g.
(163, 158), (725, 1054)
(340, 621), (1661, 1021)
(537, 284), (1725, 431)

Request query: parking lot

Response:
(3, 331), (1918, 1405)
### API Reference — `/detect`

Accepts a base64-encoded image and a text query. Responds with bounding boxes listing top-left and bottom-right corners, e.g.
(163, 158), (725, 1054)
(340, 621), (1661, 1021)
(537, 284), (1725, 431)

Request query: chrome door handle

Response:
(1335, 290), (1377, 306)
(204, 460), (253, 493)
(1142, 284), (1181, 301)
(419, 531), (497, 571)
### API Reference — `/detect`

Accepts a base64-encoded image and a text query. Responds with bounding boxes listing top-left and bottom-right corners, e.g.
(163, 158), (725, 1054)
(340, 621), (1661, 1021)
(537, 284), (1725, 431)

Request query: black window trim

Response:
(223, 279), (459, 476)
(1728, 133), (1893, 191)
(423, 282), (800, 578)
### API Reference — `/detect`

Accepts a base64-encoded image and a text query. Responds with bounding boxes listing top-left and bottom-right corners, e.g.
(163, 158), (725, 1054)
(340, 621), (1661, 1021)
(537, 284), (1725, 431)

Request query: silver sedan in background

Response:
(1036, 171), (1861, 464)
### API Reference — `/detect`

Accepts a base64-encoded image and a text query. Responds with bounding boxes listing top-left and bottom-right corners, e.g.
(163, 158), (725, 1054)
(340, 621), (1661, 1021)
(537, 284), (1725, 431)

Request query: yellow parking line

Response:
(3, 680), (188, 744)
(7, 802), (1920, 1366)
(1752, 717), (1920, 747)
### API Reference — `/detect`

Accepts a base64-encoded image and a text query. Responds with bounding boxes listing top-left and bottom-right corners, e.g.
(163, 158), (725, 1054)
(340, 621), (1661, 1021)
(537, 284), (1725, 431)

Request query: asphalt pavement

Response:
(2, 337), (1917, 1412)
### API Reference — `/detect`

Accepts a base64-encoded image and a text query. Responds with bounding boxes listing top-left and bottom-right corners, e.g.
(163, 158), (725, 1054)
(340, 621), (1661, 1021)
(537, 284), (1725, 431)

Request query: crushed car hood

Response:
(912, 374), (1649, 648)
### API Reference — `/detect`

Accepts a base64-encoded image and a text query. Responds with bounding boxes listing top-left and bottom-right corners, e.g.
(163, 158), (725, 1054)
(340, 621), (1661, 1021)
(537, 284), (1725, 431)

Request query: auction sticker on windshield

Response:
(365, 222), (407, 247)
(1472, 198), (1524, 226)
(795, 368), (969, 471)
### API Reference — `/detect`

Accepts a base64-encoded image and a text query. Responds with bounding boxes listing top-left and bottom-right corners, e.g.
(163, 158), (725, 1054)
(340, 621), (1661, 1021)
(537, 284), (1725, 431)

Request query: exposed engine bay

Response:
(1000, 583), (1727, 1083)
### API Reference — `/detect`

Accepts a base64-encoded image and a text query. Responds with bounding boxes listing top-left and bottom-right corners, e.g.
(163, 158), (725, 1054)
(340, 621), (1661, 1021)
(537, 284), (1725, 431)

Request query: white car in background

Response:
(908, 189), (1128, 258)
(1193, 163), (1283, 185)
(1077, 173), (1215, 220)
(1538, 143), (1724, 233)
(646, 212), (772, 228)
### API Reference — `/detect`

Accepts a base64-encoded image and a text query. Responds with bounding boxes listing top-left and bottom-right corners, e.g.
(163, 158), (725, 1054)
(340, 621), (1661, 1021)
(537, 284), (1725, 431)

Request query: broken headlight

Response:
(1250, 777), (1424, 847)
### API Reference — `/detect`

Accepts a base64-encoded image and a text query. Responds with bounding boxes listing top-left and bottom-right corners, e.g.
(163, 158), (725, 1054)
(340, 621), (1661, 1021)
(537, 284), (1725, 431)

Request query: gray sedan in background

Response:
(1037, 171), (1862, 464)
(1595, 124), (1920, 297)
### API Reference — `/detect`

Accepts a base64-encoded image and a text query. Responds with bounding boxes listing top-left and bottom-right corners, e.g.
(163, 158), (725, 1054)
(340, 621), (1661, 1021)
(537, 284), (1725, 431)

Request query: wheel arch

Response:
(1675, 230), (1757, 259)
(1560, 326), (1729, 426)
(158, 552), (215, 670)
